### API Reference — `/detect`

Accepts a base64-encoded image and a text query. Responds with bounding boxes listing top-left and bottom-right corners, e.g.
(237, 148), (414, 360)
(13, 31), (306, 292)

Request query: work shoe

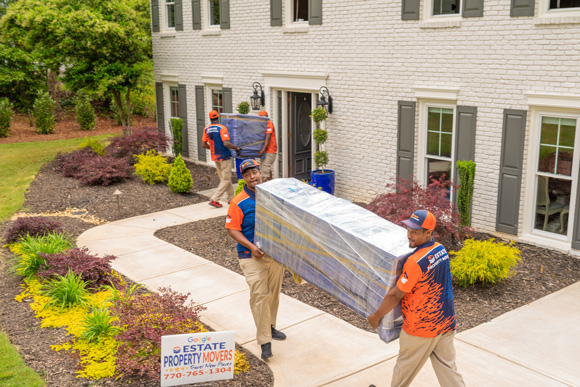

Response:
(271, 326), (286, 341)
(261, 342), (273, 359)
(208, 200), (222, 208)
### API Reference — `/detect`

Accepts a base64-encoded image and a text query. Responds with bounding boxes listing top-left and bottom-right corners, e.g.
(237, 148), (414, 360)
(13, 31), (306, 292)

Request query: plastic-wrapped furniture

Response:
(220, 113), (268, 158)
(255, 178), (413, 343)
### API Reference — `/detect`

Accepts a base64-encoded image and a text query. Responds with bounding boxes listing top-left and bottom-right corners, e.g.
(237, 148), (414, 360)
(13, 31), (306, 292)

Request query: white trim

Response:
(423, 0), (463, 22)
(160, 74), (179, 83)
(201, 75), (224, 85)
(285, 0), (310, 26)
(205, 0), (221, 29)
(525, 93), (580, 110)
(262, 72), (328, 92)
(414, 87), (460, 101)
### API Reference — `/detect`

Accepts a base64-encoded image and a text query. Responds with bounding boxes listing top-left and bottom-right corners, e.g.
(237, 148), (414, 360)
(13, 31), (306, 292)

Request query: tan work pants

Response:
(391, 330), (465, 387)
(211, 159), (234, 202)
(259, 153), (277, 179)
(239, 255), (285, 345)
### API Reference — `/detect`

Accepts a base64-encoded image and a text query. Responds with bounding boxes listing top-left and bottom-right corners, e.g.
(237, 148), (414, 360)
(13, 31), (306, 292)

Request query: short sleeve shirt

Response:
(265, 120), (278, 154)
(396, 240), (456, 338)
(202, 123), (231, 161)
(225, 186), (256, 258)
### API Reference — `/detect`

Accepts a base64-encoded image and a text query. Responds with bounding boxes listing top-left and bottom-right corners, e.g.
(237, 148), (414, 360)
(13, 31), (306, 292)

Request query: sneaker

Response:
(271, 326), (286, 341)
(261, 342), (273, 359)
(209, 200), (222, 208)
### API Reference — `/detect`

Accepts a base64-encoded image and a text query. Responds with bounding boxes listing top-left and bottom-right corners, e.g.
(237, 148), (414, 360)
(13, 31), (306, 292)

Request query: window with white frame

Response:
(533, 115), (578, 236)
(170, 87), (179, 118)
(292, 0), (309, 22)
(425, 106), (455, 187)
(211, 89), (223, 114)
(209, 0), (220, 26)
(433, 0), (460, 15)
(549, 0), (580, 9)
(166, 0), (175, 29)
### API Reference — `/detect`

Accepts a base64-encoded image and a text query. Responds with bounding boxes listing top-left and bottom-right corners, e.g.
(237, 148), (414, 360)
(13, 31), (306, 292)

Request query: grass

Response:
(0, 134), (119, 222)
(0, 332), (46, 386)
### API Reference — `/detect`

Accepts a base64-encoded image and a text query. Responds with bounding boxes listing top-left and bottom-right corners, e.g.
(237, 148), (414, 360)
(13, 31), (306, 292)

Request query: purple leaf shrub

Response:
(105, 127), (171, 162)
(77, 155), (133, 186)
(4, 217), (64, 244)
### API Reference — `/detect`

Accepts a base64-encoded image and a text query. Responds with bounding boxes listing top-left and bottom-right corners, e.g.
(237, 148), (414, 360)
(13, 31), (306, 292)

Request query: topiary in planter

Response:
(237, 101), (250, 115)
(33, 91), (56, 134)
(0, 97), (14, 138)
(168, 154), (193, 193)
(311, 107), (329, 172)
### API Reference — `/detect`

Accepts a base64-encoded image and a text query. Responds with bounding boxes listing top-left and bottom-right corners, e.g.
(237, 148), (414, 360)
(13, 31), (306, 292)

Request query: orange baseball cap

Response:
(209, 110), (219, 119)
(258, 111), (268, 117)
(401, 210), (437, 230)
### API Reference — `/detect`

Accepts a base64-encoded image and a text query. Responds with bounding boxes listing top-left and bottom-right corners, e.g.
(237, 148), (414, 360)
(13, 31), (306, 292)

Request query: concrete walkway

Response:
(77, 201), (580, 387)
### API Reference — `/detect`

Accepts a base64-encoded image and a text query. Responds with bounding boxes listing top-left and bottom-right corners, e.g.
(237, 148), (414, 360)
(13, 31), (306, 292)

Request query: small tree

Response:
(168, 154), (193, 193)
(170, 118), (183, 156)
(311, 107), (328, 172)
(456, 160), (476, 226)
(75, 92), (96, 131)
(236, 101), (250, 115)
(33, 91), (56, 134)
(0, 98), (13, 137)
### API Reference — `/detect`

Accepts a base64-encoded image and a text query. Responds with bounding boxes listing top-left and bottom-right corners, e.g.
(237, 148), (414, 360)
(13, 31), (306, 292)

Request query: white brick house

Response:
(150, 0), (580, 253)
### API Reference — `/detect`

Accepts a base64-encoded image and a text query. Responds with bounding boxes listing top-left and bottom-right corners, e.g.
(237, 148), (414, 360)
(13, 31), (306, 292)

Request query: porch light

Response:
(250, 82), (265, 110)
(317, 86), (333, 114)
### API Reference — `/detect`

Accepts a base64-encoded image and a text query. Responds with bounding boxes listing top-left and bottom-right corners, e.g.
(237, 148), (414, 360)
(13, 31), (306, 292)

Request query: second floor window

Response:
(433, 0), (460, 15)
(166, 0), (175, 28)
(293, 0), (309, 21)
(550, 0), (580, 8)
(209, 0), (220, 26)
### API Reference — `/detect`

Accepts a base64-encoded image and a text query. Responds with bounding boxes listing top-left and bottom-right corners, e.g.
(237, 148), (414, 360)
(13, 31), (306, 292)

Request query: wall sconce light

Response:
(250, 82), (265, 110)
(317, 86), (333, 114)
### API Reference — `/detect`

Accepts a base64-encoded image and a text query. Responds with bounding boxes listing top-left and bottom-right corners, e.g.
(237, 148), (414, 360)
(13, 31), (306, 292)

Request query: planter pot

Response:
(235, 158), (244, 180)
(311, 169), (335, 195)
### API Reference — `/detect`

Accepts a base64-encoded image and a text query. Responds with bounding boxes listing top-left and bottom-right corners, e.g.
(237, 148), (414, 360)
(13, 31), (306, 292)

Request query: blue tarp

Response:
(220, 114), (268, 158)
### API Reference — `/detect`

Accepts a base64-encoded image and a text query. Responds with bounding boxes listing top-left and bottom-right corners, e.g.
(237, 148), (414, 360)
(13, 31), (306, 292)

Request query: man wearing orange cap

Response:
(257, 111), (277, 182)
(367, 210), (465, 387)
(202, 110), (241, 208)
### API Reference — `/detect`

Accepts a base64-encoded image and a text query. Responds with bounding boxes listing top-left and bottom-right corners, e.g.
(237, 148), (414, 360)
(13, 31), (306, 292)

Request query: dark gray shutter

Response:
(195, 85), (206, 161)
(463, 0), (484, 17)
(309, 0), (323, 25)
(397, 101), (416, 181)
(192, 0), (201, 30)
(151, 0), (160, 32)
(220, 0), (230, 29)
(155, 82), (165, 131)
(175, 0), (183, 31)
(222, 87), (233, 113)
(271, 0), (282, 26)
(511, 0), (535, 16)
(572, 177), (580, 250)
(455, 106), (477, 163)
(496, 109), (527, 235)
(402, 0), (420, 20)
(178, 84), (189, 157)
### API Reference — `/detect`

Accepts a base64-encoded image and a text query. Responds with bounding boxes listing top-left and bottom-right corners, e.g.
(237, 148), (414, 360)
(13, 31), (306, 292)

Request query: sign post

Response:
(161, 331), (236, 386)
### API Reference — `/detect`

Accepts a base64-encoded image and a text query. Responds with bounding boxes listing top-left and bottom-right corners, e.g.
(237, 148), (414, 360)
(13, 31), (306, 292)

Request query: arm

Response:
(367, 285), (406, 329)
(227, 229), (264, 259)
(258, 133), (272, 157)
(223, 140), (241, 152)
(202, 141), (209, 149)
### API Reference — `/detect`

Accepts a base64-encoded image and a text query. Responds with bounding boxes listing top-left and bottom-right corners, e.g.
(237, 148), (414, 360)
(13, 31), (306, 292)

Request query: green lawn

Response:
(0, 332), (45, 386)
(0, 134), (118, 222)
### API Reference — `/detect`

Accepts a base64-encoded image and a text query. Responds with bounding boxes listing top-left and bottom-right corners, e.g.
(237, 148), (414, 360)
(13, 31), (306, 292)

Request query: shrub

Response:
(75, 93), (96, 131)
(311, 107), (329, 172)
(43, 270), (90, 310)
(170, 118), (183, 156)
(4, 216), (63, 244)
(450, 238), (521, 287)
(134, 150), (172, 185)
(56, 147), (101, 178)
(12, 233), (74, 278)
(236, 101), (250, 115)
(33, 91), (56, 134)
(78, 136), (106, 156)
(366, 176), (471, 246)
(234, 179), (245, 196)
(168, 154), (193, 193)
(77, 155), (133, 186)
(112, 287), (206, 379)
(0, 97), (13, 138)
(80, 308), (120, 343)
(36, 247), (118, 290)
(105, 127), (170, 161)
(456, 160), (476, 226)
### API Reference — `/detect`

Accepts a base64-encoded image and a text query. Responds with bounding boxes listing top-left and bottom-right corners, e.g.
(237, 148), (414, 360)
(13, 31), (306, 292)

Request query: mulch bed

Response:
(1, 117), (580, 386)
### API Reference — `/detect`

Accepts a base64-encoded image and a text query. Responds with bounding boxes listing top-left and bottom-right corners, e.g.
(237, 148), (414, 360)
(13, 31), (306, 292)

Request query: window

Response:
(209, 0), (220, 26)
(293, 0), (309, 22)
(549, 0), (580, 9)
(425, 106), (455, 186)
(170, 87), (179, 118)
(533, 116), (578, 236)
(166, 0), (175, 28)
(433, 0), (460, 15)
(212, 89), (223, 114)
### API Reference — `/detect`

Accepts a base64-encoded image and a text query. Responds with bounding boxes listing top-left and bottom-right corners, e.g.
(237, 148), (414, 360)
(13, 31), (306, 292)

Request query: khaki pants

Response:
(391, 330), (465, 387)
(211, 159), (234, 202)
(259, 153), (277, 179)
(239, 255), (285, 345)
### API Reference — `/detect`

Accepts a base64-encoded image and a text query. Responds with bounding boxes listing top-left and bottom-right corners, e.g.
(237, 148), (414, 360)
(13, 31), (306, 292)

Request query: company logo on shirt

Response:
(226, 215), (231, 223)
(401, 273), (408, 284)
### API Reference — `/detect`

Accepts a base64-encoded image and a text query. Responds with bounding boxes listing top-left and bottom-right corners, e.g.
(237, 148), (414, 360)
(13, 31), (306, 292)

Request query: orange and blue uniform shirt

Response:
(225, 186), (256, 258)
(202, 123), (231, 161)
(265, 120), (278, 154)
(396, 239), (456, 338)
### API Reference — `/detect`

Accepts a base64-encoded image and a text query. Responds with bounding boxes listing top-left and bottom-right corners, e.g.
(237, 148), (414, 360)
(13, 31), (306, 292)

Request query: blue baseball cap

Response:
(239, 159), (260, 174)
(401, 210), (437, 230)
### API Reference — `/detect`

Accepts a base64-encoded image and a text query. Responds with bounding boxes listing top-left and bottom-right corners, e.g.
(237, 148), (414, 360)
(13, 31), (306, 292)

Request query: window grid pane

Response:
(212, 89), (223, 113)
(433, 0), (460, 15)
(166, 0), (175, 28)
(210, 0), (220, 25)
(293, 0), (309, 21)
(427, 107), (454, 158)
(170, 87), (179, 118)
(538, 116), (577, 177)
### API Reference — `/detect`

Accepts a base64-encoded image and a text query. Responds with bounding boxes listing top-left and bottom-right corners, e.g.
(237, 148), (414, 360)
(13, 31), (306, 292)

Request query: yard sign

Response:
(161, 331), (235, 386)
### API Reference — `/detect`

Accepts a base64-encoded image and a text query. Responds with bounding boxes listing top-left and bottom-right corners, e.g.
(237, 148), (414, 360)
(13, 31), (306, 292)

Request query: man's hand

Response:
(258, 149), (265, 157)
(250, 245), (265, 260)
(367, 313), (381, 330)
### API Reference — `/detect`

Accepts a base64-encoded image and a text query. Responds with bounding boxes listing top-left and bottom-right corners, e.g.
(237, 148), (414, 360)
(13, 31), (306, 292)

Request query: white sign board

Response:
(161, 331), (235, 386)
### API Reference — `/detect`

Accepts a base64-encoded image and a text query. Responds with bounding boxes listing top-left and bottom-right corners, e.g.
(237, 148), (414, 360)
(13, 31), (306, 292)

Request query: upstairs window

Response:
(209, 0), (220, 26)
(549, 0), (580, 8)
(433, 0), (460, 15)
(166, 0), (175, 28)
(293, 0), (309, 22)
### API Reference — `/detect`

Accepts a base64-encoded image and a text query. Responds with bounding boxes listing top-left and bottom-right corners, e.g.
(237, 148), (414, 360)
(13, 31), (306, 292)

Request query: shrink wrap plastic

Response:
(220, 114), (268, 158)
(255, 178), (413, 343)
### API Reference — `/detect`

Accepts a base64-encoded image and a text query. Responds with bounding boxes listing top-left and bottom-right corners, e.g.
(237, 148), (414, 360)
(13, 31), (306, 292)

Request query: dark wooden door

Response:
(289, 92), (312, 181)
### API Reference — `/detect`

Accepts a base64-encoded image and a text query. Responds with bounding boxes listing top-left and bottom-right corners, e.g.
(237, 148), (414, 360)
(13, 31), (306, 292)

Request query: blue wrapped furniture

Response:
(220, 113), (268, 159)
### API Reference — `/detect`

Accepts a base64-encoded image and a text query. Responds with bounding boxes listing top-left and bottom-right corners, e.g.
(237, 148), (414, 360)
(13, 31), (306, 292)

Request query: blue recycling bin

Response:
(311, 169), (335, 195)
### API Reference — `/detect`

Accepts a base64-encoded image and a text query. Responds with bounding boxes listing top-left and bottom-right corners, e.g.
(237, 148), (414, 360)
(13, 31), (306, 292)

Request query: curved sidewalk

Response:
(77, 202), (580, 387)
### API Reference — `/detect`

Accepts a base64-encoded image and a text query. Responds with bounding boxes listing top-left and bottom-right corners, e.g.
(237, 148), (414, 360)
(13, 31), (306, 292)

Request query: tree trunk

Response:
(112, 90), (127, 128)
(124, 86), (132, 129)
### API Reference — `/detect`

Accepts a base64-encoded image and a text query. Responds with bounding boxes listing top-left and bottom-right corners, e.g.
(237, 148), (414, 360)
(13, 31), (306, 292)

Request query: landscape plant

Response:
(79, 307), (120, 343)
(456, 160), (476, 226)
(78, 136), (106, 156)
(234, 179), (245, 196)
(11, 233), (74, 278)
(43, 270), (90, 310)
(4, 216), (63, 244)
(0, 97), (13, 137)
(170, 118), (183, 156)
(105, 127), (170, 162)
(450, 238), (521, 287)
(56, 147), (101, 178)
(74, 92), (96, 131)
(32, 91), (56, 134)
(311, 107), (329, 172)
(167, 154), (193, 193)
(76, 155), (134, 186)
(134, 150), (172, 185)
(237, 101), (250, 115)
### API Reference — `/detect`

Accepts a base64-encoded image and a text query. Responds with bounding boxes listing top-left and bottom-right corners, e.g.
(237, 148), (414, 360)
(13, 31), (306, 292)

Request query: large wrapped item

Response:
(220, 113), (268, 158)
(255, 178), (413, 343)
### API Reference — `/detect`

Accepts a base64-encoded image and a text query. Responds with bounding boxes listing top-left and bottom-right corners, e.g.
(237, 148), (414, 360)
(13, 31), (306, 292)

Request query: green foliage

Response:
(170, 118), (183, 156)
(80, 308), (120, 343)
(78, 136), (106, 156)
(109, 98), (130, 126)
(456, 160), (476, 226)
(314, 151), (329, 169)
(32, 91), (56, 134)
(13, 233), (74, 278)
(234, 179), (245, 196)
(134, 150), (172, 185)
(129, 60), (155, 118)
(0, 97), (13, 137)
(236, 101), (250, 115)
(310, 106), (327, 123)
(450, 238), (521, 287)
(313, 128), (327, 144)
(168, 154), (193, 193)
(74, 93), (96, 131)
(311, 107), (329, 172)
(43, 270), (90, 310)
(0, 331), (45, 387)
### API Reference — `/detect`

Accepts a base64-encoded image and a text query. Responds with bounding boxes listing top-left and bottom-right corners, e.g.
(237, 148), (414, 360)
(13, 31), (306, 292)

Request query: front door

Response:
(288, 92), (312, 181)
